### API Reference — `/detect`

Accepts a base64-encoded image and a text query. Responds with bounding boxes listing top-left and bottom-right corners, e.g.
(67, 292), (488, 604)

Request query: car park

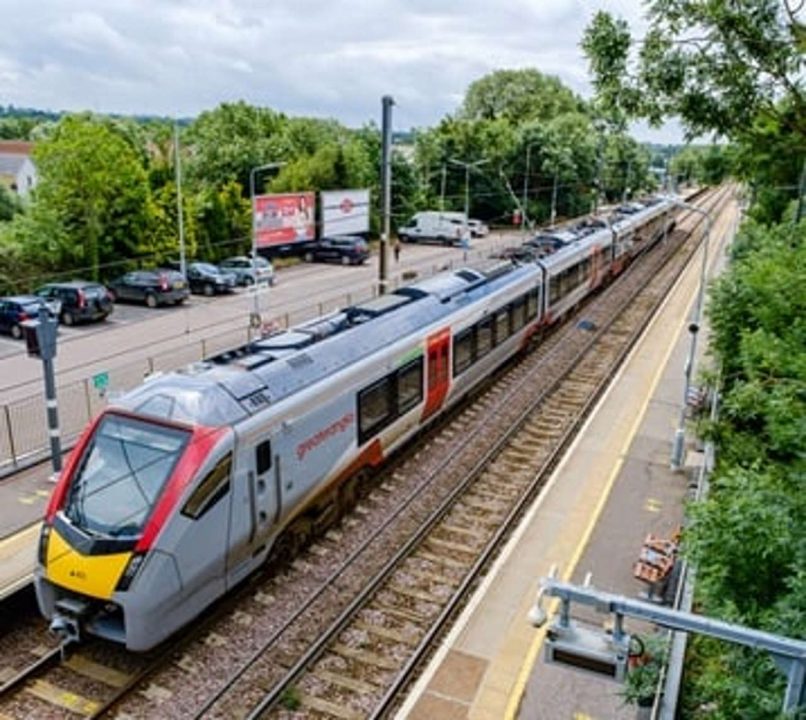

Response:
(219, 256), (276, 286)
(34, 280), (113, 325)
(186, 262), (237, 296)
(0, 295), (61, 339)
(303, 236), (369, 265)
(108, 269), (189, 308)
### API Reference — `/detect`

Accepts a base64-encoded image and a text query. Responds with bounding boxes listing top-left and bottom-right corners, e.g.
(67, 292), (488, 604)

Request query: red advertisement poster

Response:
(254, 192), (315, 247)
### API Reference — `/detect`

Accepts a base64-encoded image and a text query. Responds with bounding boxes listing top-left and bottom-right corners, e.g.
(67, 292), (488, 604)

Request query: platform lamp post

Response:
(449, 158), (489, 255)
(670, 198), (713, 471)
(249, 162), (286, 324)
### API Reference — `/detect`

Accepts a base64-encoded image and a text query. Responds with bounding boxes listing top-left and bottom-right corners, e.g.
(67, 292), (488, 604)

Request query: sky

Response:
(0, 0), (684, 144)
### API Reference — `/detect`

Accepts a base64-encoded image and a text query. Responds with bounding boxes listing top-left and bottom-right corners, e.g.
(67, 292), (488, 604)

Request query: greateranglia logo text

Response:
(297, 412), (355, 460)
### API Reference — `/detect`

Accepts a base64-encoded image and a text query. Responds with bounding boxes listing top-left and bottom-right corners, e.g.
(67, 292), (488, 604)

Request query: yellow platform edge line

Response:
(503, 240), (713, 719)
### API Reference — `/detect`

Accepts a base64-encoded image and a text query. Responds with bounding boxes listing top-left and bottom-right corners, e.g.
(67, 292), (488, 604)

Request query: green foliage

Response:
(186, 101), (285, 191)
(670, 146), (732, 187)
(33, 115), (154, 280)
(0, 185), (22, 221)
(623, 633), (668, 705)
(460, 69), (585, 123)
(582, 2), (804, 223)
(681, 218), (806, 716)
(583, 2), (805, 142)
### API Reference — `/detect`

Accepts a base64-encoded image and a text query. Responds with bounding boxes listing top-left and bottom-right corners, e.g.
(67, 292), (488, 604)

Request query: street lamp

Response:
(669, 197), (713, 470)
(448, 157), (489, 249)
(249, 162), (286, 321)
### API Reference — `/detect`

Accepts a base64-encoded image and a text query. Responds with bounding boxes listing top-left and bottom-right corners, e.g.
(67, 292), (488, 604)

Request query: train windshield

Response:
(62, 414), (190, 538)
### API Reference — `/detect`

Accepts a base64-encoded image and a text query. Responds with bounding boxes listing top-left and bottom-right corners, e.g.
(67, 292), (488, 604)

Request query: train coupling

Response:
(50, 597), (91, 654)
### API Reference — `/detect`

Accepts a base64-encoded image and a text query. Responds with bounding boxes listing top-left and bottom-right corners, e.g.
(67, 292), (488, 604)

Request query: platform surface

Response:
(397, 198), (738, 720)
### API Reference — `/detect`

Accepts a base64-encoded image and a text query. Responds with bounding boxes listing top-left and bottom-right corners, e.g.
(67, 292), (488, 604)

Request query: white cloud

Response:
(0, 0), (684, 142)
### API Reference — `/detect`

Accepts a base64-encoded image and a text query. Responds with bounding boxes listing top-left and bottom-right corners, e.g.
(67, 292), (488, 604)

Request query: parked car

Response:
(108, 269), (189, 308)
(468, 219), (490, 237)
(0, 295), (61, 339)
(34, 281), (113, 325)
(186, 262), (237, 296)
(303, 236), (369, 265)
(219, 256), (276, 286)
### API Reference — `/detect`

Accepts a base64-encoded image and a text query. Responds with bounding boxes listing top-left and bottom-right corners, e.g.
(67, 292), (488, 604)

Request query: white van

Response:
(398, 211), (468, 245)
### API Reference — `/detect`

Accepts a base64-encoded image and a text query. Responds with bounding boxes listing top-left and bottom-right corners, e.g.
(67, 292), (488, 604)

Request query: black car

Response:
(303, 236), (369, 265)
(186, 262), (237, 296)
(0, 295), (60, 339)
(34, 281), (114, 325)
(108, 269), (189, 308)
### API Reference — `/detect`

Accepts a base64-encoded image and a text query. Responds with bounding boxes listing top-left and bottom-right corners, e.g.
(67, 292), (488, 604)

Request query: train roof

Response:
(112, 260), (535, 427)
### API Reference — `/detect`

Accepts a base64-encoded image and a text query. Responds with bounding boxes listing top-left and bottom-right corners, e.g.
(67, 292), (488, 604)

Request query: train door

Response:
(421, 327), (451, 421)
(226, 432), (279, 585)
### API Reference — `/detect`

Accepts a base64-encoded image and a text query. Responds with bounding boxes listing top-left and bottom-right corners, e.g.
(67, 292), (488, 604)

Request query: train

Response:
(35, 196), (675, 651)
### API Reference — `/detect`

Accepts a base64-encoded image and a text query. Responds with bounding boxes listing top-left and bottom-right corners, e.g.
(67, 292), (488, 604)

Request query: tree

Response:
(187, 101), (285, 191)
(460, 69), (585, 123)
(33, 115), (154, 279)
(0, 185), (22, 222)
(582, 3), (805, 142)
(582, 2), (805, 223)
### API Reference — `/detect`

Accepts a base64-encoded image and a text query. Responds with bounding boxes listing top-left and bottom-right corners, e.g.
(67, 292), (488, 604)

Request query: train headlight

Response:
(116, 553), (145, 592)
(37, 524), (51, 565)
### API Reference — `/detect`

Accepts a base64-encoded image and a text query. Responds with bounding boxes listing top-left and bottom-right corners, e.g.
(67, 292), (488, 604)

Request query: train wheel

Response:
(270, 517), (313, 566)
(339, 475), (360, 512)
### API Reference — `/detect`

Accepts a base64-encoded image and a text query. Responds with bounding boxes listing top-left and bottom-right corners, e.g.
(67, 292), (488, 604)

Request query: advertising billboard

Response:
(254, 192), (316, 248)
(321, 189), (370, 237)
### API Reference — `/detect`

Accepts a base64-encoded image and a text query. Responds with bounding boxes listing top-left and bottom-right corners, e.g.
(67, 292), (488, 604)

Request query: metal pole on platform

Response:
(670, 199), (713, 471)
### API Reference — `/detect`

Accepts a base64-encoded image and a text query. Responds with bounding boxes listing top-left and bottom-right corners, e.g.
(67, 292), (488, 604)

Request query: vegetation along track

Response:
(0, 187), (728, 720)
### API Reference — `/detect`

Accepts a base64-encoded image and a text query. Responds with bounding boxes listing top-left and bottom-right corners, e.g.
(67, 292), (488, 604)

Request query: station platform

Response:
(396, 198), (738, 720)
(0, 460), (53, 599)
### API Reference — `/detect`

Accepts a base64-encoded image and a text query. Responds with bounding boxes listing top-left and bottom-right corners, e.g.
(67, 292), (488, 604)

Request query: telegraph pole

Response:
(174, 122), (186, 278)
(379, 95), (394, 295)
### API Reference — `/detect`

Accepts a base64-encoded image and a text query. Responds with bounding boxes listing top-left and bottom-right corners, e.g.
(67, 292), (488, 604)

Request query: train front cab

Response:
(35, 410), (232, 651)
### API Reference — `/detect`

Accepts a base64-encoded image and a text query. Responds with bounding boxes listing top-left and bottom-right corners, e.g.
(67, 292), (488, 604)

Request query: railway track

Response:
(0, 188), (728, 719)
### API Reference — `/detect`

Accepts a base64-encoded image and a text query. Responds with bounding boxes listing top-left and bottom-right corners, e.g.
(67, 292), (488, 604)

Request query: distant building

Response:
(0, 140), (37, 197)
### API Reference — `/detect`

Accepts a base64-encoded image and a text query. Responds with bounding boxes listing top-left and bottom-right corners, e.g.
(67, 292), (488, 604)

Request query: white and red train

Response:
(35, 197), (674, 650)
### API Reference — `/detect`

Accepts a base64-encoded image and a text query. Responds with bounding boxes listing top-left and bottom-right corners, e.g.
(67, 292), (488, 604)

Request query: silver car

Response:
(219, 256), (276, 286)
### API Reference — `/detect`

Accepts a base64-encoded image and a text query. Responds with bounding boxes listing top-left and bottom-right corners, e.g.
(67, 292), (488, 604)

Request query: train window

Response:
(256, 440), (272, 475)
(527, 289), (539, 320)
(495, 308), (510, 345)
(511, 297), (527, 332)
(358, 377), (393, 443)
(397, 357), (423, 414)
(477, 317), (493, 358)
(181, 454), (232, 520)
(453, 328), (474, 376)
(63, 414), (190, 537)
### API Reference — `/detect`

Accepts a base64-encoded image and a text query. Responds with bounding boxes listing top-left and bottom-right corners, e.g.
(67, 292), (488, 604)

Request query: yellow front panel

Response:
(45, 528), (132, 600)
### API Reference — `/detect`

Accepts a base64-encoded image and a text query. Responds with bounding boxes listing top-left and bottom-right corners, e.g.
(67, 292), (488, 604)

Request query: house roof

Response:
(0, 141), (34, 156)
